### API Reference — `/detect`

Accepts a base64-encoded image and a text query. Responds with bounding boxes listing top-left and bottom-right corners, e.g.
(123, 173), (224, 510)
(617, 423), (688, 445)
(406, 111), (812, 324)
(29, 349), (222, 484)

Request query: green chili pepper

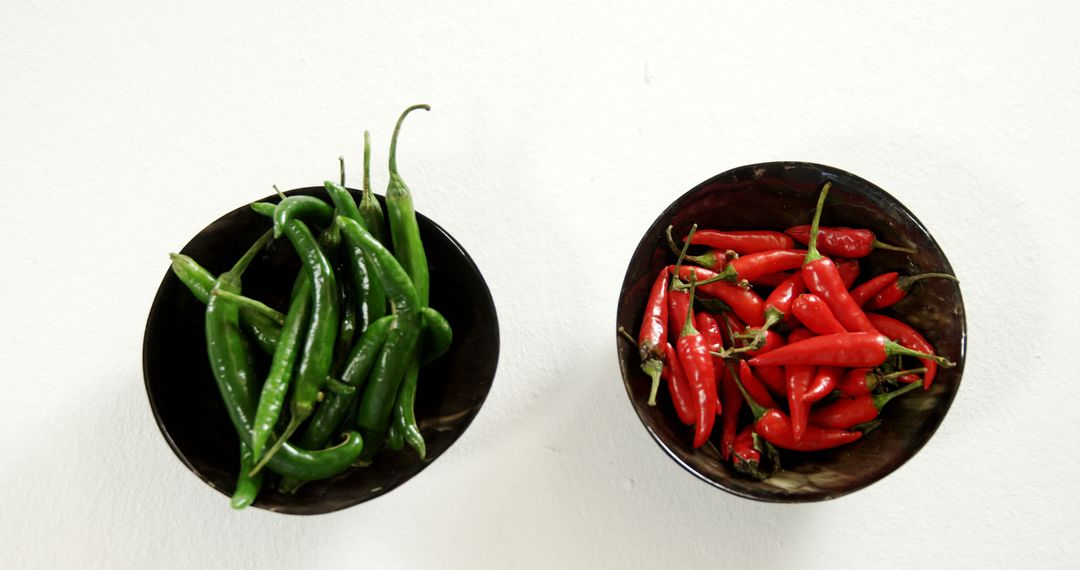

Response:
(386, 104), (431, 306)
(169, 252), (281, 354)
(272, 195), (334, 238)
(420, 306), (452, 364)
(337, 216), (421, 463)
(324, 377), (356, 395)
(230, 443), (263, 510)
(386, 418), (405, 451)
(278, 314), (396, 492)
(205, 231), (364, 482)
(249, 197), (341, 475)
(394, 359), (425, 459)
(248, 280), (311, 462)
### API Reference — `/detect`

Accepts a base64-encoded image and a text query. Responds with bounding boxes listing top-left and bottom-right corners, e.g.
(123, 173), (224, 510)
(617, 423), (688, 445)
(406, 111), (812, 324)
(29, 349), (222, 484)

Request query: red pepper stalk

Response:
(866, 272), (960, 310)
(636, 267), (669, 405)
(866, 313), (945, 390)
(748, 331), (955, 369)
(728, 358), (862, 451)
(810, 379), (924, 429)
(801, 182), (881, 334)
(723, 271), (805, 354)
(837, 367), (927, 397)
(791, 293), (847, 335)
(785, 225), (917, 258)
(676, 276), (718, 448)
(731, 425), (781, 480)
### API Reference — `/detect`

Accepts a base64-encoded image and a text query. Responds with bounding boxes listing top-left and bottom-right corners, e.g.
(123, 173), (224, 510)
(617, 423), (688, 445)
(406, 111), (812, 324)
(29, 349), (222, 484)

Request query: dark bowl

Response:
(616, 162), (965, 502)
(144, 187), (499, 515)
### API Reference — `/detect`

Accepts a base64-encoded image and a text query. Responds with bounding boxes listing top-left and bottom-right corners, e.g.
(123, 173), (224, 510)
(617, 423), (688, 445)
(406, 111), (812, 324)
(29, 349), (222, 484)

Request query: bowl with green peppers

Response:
(143, 107), (499, 514)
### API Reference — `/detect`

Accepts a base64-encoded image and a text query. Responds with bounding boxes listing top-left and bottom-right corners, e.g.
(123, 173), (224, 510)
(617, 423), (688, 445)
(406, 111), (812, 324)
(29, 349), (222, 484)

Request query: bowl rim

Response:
(616, 160), (967, 502)
(143, 186), (500, 514)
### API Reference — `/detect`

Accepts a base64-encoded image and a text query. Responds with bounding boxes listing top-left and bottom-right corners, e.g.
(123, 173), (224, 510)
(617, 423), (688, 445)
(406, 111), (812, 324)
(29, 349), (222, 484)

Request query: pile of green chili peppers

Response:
(168, 105), (453, 509)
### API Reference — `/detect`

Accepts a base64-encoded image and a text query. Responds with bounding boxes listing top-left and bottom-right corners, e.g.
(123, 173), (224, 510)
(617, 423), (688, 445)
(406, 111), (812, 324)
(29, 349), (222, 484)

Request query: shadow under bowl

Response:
(616, 162), (965, 502)
(144, 187), (499, 514)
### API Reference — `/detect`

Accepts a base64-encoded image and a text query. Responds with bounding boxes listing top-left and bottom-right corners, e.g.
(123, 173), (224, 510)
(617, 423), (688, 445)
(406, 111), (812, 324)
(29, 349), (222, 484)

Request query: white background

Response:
(2, 1), (1078, 568)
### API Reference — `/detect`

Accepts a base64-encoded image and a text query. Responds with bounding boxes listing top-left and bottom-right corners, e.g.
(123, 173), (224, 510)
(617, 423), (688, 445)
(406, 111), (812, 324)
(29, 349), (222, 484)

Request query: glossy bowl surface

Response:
(616, 162), (965, 502)
(144, 187), (499, 514)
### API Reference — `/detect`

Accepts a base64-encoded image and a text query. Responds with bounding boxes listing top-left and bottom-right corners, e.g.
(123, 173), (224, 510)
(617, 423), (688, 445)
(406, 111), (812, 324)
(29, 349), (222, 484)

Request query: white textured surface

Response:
(2, 1), (1079, 568)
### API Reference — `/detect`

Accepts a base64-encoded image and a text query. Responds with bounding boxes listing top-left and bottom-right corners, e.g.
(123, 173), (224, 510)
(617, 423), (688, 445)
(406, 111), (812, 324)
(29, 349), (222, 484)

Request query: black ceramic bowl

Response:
(616, 162), (965, 502)
(144, 187), (499, 514)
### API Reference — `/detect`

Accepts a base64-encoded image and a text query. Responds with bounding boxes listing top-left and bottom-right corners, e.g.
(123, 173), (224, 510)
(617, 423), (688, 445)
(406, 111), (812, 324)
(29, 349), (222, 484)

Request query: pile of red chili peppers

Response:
(621, 182), (958, 479)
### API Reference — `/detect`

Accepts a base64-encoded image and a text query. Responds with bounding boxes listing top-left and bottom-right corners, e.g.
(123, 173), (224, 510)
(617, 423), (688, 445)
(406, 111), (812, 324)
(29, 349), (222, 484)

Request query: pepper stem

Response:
(229, 229), (272, 276)
(273, 184), (287, 201)
(669, 224), (698, 288)
(872, 240), (917, 254)
(664, 227), (714, 268)
(339, 156), (346, 186)
(885, 340), (956, 367)
(249, 415), (302, 477)
(804, 181), (832, 264)
(880, 367), (927, 381)
(872, 379), (924, 410)
(389, 104), (430, 175)
(679, 273), (699, 338)
(363, 131), (372, 194)
(642, 359), (663, 406)
(723, 360), (766, 420)
(209, 289), (286, 325)
(616, 326), (638, 346)
(896, 272), (959, 291)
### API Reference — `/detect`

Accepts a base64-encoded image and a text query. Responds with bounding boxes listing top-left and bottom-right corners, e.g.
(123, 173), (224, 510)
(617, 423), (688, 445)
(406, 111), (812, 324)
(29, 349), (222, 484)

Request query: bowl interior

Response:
(144, 187), (499, 514)
(616, 162), (965, 502)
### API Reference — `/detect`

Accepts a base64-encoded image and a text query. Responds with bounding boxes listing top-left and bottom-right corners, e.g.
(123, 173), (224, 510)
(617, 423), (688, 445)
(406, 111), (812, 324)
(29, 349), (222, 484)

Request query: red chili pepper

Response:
(698, 249), (807, 284)
(662, 343), (695, 425)
(785, 225), (917, 258)
(751, 271), (794, 287)
(676, 280), (717, 448)
(688, 229), (795, 254)
(696, 313), (739, 460)
(757, 409), (862, 451)
(730, 361), (862, 451)
(801, 183), (880, 334)
(849, 272), (899, 306)
(667, 285), (690, 345)
(739, 360), (779, 409)
(759, 271), (805, 330)
(837, 367), (927, 397)
(731, 424), (761, 471)
(835, 258), (860, 290)
(671, 265), (765, 327)
(784, 328), (816, 441)
(753, 364), (787, 397)
(748, 331), (954, 369)
(804, 366), (842, 404)
(865, 313), (944, 390)
(865, 272), (960, 310)
(791, 293), (847, 335)
(637, 267), (670, 405)
(664, 227), (733, 272)
(810, 379), (924, 429)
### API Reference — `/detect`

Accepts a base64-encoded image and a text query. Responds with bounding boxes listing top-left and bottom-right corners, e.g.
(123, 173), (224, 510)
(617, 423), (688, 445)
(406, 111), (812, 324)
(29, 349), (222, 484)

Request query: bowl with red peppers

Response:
(615, 161), (965, 502)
